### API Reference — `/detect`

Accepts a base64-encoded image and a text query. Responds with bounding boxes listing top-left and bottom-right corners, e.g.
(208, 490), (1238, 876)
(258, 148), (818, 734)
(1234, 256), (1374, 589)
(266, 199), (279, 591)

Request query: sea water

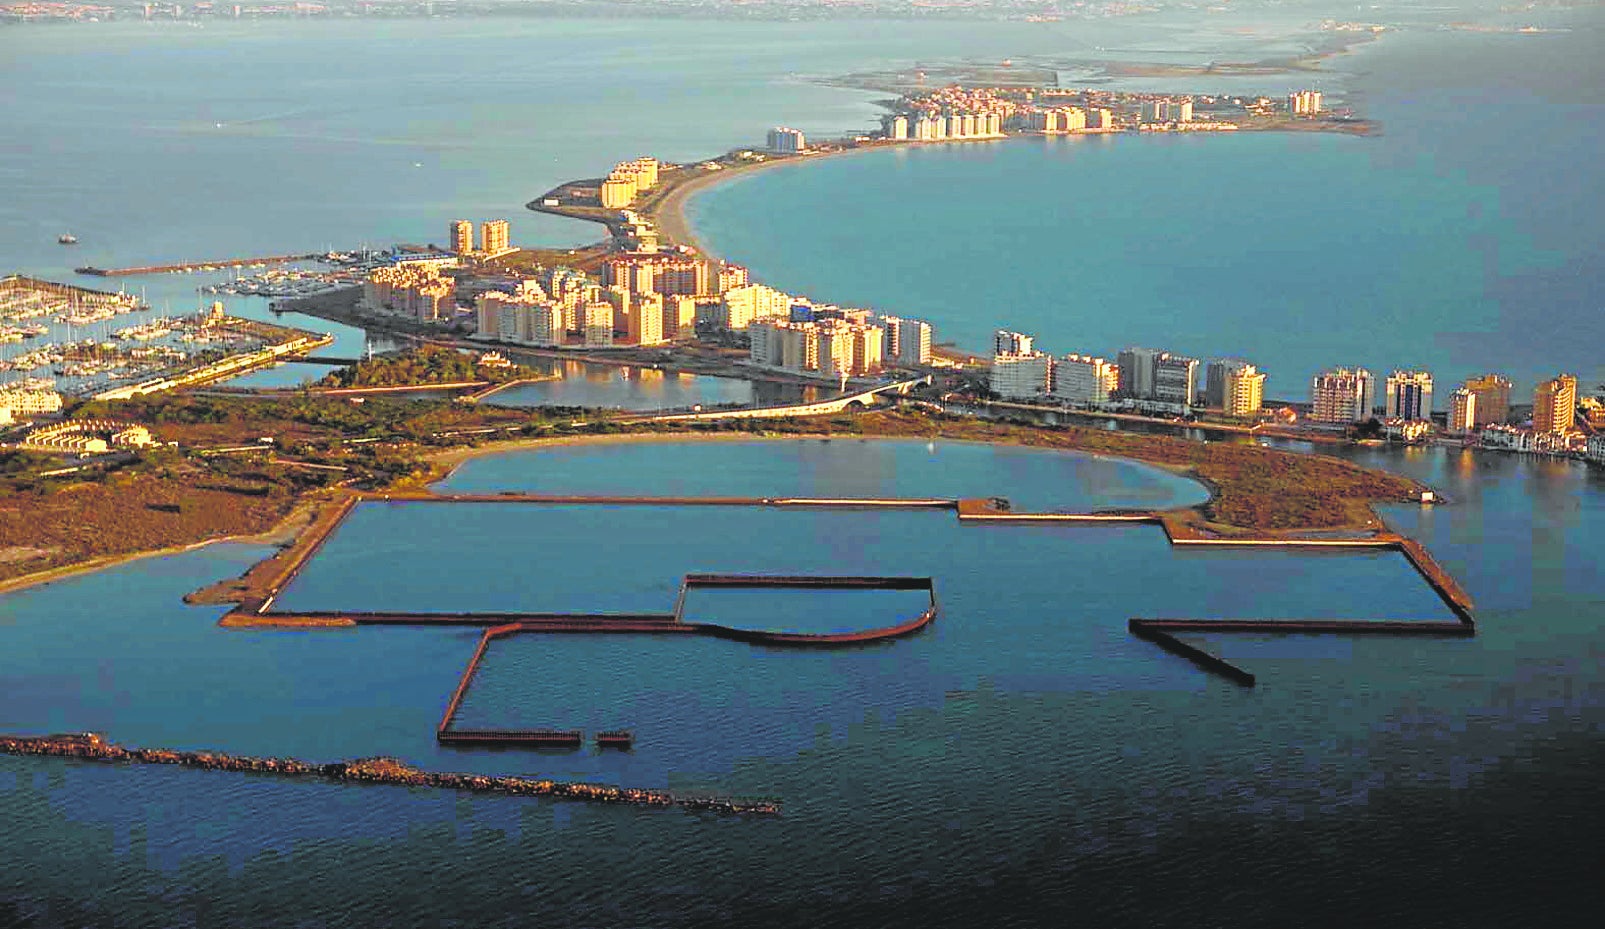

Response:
(4, 8), (1605, 926)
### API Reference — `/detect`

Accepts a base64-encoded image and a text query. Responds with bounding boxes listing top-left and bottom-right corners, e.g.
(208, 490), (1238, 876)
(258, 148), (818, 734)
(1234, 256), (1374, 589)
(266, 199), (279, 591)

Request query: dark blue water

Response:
(11, 435), (1602, 926)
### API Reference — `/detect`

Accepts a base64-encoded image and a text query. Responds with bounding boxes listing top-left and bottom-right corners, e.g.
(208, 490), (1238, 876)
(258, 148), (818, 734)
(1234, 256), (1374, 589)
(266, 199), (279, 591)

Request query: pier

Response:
(74, 254), (322, 277)
(192, 485), (1476, 745)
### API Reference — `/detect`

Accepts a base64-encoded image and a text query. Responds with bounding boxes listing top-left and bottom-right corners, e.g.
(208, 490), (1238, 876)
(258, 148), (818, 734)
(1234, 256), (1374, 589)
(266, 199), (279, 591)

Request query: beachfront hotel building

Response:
(1384, 370), (1434, 421)
(766, 127), (807, 154)
(1086, 108), (1115, 130)
(885, 115), (909, 140)
(1533, 374), (1578, 434)
(1051, 354), (1119, 405)
(1310, 367), (1376, 423)
(1461, 373), (1513, 426)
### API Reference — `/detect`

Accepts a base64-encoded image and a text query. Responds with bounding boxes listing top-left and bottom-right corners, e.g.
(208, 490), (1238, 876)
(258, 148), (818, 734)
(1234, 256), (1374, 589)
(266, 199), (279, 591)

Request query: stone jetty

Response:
(0, 732), (779, 816)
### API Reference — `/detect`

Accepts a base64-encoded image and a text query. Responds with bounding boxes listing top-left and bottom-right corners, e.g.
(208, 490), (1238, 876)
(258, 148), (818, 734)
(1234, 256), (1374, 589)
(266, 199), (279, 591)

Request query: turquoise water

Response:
(433, 436), (1212, 510)
(688, 21), (1605, 401)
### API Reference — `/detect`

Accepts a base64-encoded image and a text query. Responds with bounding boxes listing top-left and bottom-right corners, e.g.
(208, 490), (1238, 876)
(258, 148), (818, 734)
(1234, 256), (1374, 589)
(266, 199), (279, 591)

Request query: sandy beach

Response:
(647, 144), (888, 256)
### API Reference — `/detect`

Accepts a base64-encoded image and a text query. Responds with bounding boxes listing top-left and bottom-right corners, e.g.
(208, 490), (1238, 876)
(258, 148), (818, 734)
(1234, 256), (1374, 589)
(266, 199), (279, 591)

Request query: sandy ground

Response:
(0, 496), (322, 599)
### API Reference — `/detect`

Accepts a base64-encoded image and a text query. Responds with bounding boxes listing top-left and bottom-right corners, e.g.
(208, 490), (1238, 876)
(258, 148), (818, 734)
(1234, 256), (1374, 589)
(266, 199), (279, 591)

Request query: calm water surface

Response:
(4, 7), (1604, 927)
(5, 438), (1602, 925)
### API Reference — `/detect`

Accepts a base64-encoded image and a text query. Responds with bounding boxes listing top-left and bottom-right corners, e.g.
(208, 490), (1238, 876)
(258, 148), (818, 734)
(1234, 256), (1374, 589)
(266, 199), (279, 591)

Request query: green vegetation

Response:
(315, 345), (535, 389)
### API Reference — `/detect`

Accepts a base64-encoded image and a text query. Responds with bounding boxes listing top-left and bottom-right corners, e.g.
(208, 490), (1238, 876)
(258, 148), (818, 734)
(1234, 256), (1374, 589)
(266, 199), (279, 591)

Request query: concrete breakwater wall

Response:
(0, 733), (779, 816)
(431, 577), (941, 745)
(199, 489), (1474, 698)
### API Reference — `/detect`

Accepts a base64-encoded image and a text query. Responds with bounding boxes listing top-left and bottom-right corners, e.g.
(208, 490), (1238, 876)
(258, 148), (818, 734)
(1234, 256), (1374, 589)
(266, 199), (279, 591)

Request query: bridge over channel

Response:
(622, 376), (931, 423)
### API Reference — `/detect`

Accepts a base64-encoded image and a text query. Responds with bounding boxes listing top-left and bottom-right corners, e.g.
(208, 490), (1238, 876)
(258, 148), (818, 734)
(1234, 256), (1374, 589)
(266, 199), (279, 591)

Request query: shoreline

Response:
(0, 495), (323, 599)
(1, 420), (1426, 599)
(646, 143), (893, 255)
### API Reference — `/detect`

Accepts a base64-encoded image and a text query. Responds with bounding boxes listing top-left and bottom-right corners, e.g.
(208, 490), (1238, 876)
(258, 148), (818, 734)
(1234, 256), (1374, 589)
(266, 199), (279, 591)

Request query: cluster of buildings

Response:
(989, 333), (1238, 415)
(883, 111), (1007, 142)
(598, 157), (660, 209)
(458, 236), (937, 381)
(448, 219), (511, 258)
(985, 329), (1597, 457)
(1024, 106), (1116, 132)
(363, 260), (456, 323)
(1287, 90), (1325, 116)
(472, 266), (691, 350)
(748, 309), (933, 379)
(0, 380), (63, 426)
(11, 419), (152, 456)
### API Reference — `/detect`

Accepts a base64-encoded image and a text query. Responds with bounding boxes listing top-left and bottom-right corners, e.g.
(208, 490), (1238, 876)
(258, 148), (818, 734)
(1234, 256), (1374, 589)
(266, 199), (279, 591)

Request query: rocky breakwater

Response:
(0, 733), (780, 816)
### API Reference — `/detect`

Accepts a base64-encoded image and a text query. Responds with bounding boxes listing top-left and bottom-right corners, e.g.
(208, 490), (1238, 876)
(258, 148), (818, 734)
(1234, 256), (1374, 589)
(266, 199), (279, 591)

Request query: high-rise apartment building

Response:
(662, 294), (698, 340)
(1448, 387), (1477, 433)
(479, 219), (510, 256)
(1205, 359), (1254, 409)
(989, 352), (1052, 401)
(627, 293), (665, 346)
(1086, 108), (1114, 129)
(766, 127), (806, 153)
(1461, 373), (1512, 426)
(718, 283), (790, 330)
(1118, 347), (1198, 406)
(887, 115), (909, 140)
(1051, 354), (1119, 405)
(1384, 370), (1434, 421)
(1288, 90), (1323, 116)
(994, 330), (1034, 356)
(1310, 367), (1376, 423)
(450, 220), (474, 255)
(1533, 374), (1578, 434)
(580, 302), (614, 348)
(895, 318), (932, 366)
(1174, 99), (1194, 123)
(1221, 364), (1265, 417)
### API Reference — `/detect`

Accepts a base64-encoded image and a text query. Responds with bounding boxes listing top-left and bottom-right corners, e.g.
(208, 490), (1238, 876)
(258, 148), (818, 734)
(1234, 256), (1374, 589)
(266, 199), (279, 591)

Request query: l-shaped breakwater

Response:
(0, 732), (779, 815)
(196, 489), (1475, 693)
